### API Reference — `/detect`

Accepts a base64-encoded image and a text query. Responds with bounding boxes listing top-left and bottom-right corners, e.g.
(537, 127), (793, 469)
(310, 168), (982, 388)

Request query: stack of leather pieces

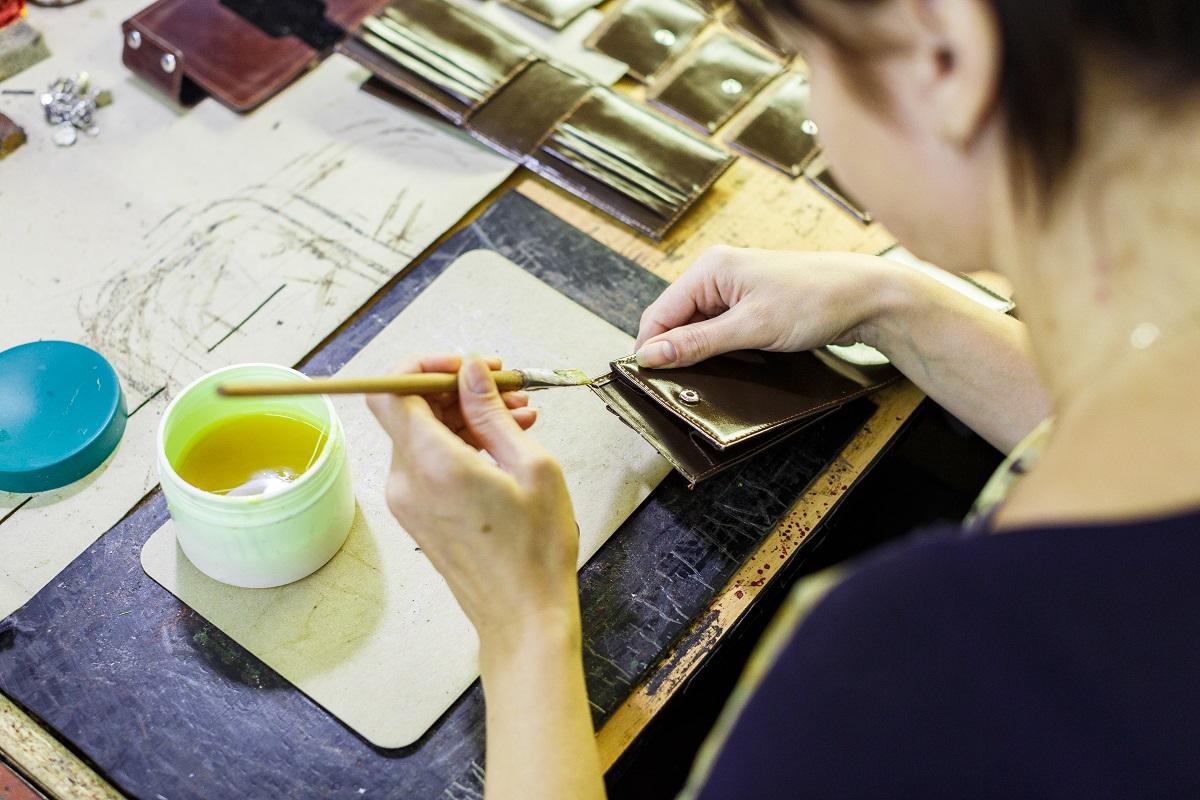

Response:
(340, 0), (735, 239)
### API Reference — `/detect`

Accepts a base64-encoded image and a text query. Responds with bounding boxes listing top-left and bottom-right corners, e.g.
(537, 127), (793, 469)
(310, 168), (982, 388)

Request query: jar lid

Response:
(0, 341), (127, 493)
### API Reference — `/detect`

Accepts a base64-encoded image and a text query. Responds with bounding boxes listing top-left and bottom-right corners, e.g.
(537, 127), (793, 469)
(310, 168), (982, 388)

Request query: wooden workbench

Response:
(0, 7), (924, 797)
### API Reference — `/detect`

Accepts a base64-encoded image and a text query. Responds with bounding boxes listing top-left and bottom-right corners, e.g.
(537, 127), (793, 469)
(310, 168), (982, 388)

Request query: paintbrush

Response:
(216, 368), (593, 398)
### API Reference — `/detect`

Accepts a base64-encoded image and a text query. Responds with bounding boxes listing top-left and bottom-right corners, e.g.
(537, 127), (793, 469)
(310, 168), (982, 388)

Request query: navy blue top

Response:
(695, 512), (1200, 799)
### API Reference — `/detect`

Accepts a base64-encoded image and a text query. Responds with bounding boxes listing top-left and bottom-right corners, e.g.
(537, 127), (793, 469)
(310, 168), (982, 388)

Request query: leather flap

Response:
(610, 349), (896, 450)
(591, 372), (835, 484)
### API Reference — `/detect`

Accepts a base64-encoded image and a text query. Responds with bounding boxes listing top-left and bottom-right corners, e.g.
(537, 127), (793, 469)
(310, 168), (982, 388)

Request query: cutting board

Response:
(141, 250), (671, 748)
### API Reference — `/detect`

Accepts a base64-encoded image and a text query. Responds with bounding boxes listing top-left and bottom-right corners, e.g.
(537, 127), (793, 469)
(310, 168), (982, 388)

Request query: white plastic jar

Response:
(157, 364), (355, 588)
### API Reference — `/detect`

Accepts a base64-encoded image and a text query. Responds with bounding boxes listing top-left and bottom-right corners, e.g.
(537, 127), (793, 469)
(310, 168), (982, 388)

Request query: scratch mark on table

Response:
(206, 283), (288, 353)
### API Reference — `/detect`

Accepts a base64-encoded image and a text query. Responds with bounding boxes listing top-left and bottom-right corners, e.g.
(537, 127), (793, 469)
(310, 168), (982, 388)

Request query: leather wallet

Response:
(648, 30), (783, 133)
(340, 0), (734, 239)
(121, 0), (380, 111)
(809, 166), (872, 224)
(500, 0), (599, 30)
(591, 350), (896, 484)
(728, 72), (819, 177)
(586, 0), (709, 82)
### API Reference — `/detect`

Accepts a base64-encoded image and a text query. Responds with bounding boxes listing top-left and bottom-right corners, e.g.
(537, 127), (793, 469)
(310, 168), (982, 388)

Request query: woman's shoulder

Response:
(688, 510), (1200, 800)
(819, 506), (1200, 622)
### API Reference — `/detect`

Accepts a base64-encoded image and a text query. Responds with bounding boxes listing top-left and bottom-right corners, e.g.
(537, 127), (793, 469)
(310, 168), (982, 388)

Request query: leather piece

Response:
(649, 31), (782, 133)
(729, 72), (818, 177)
(587, 0), (709, 82)
(500, 0), (600, 30)
(809, 166), (873, 223)
(601, 348), (895, 466)
(545, 88), (728, 195)
(340, 36), (474, 122)
(533, 87), (733, 235)
(342, 0), (535, 122)
(591, 372), (837, 485)
(121, 0), (379, 111)
(468, 61), (591, 157)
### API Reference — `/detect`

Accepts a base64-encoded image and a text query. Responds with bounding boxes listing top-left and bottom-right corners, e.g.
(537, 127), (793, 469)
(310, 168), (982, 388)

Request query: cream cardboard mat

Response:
(141, 250), (671, 748)
(0, 3), (516, 618)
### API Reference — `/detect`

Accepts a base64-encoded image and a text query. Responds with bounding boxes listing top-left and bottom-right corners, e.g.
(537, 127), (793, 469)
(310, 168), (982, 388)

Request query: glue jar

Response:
(157, 364), (355, 588)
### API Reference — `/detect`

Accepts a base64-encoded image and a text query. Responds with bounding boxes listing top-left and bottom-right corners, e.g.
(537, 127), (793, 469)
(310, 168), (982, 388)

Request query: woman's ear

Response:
(905, 0), (1002, 149)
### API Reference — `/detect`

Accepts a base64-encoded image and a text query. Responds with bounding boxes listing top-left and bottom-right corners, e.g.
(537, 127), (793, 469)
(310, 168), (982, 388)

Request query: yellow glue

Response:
(175, 413), (328, 496)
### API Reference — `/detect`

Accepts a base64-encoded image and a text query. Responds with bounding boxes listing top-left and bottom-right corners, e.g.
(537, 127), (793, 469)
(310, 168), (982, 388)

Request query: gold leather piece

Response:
(469, 61), (592, 157)
(649, 31), (783, 133)
(500, 0), (600, 30)
(344, 0), (534, 122)
(729, 72), (819, 177)
(809, 166), (873, 224)
(587, 0), (710, 82)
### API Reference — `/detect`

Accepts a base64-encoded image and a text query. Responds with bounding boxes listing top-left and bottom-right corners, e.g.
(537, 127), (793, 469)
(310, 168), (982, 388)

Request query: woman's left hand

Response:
(367, 353), (583, 657)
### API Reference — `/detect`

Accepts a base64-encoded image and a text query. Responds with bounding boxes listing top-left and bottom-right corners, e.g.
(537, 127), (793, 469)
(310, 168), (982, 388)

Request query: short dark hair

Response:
(742, 0), (1200, 202)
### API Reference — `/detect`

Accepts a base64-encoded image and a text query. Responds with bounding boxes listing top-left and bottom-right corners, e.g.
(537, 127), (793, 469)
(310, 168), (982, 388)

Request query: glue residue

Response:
(174, 413), (328, 497)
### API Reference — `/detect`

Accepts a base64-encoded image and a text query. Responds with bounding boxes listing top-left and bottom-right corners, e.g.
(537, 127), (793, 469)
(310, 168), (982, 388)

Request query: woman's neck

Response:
(993, 74), (1200, 529)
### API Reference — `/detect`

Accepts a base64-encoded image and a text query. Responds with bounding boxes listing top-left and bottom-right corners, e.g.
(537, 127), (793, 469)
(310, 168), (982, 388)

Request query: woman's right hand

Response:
(634, 246), (908, 368)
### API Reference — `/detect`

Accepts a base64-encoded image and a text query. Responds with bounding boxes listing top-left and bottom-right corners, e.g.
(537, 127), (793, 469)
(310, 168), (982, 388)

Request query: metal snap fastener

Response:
(720, 78), (743, 95)
(678, 388), (700, 405)
(653, 28), (677, 46)
(801, 119), (819, 136)
(126, 30), (142, 50)
(161, 53), (177, 74)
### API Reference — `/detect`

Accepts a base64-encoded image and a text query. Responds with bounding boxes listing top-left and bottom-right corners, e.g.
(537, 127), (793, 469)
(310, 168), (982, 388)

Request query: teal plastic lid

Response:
(0, 341), (127, 493)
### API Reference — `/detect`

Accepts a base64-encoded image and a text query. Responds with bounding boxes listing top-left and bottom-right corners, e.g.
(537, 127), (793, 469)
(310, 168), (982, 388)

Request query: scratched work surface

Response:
(0, 0), (515, 619)
(0, 192), (872, 799)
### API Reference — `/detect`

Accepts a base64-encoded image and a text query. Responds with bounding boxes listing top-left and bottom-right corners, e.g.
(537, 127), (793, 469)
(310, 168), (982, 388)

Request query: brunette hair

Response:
(744, 0), (1200, 199)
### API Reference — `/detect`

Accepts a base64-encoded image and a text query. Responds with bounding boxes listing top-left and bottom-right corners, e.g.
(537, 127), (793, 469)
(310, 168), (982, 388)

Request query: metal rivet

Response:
(126, 30), (142, 50)
(1130, 322), (1160, 350)
(801, 119), (819, 136)
(653, 28), (676, 47)
(161, 53), (177, 74)
(678, 388), (700, 405)
(720, 78), (743, 95)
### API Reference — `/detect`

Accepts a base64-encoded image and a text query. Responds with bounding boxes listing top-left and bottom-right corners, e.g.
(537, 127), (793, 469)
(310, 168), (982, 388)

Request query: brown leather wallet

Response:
(591, 350), (897, 484)
(340, 0), (734, 239)
(121, 0), (380, 111)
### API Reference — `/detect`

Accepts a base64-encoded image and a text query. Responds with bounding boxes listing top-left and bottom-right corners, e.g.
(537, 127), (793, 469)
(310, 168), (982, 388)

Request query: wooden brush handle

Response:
(217, 370), (527, 397)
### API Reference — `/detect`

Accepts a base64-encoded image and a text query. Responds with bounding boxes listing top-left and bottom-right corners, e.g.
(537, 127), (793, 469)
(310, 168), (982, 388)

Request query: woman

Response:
(367, 0), (1200, 796)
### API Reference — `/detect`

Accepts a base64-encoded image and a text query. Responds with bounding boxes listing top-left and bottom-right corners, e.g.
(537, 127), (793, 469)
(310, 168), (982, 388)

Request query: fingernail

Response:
(636, 340), (676, 367)
(464, 356), (492, 395)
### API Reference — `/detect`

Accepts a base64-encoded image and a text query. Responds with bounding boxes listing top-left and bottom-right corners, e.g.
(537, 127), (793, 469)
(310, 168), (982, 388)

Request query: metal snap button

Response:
(653, 28), (677, 46)
(126, 30), (142, 50)
(720, 78), (743, 95)
(678, 388), (700, 405)
(801, 119), (819, 136)
(161, 53), (177, 74)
